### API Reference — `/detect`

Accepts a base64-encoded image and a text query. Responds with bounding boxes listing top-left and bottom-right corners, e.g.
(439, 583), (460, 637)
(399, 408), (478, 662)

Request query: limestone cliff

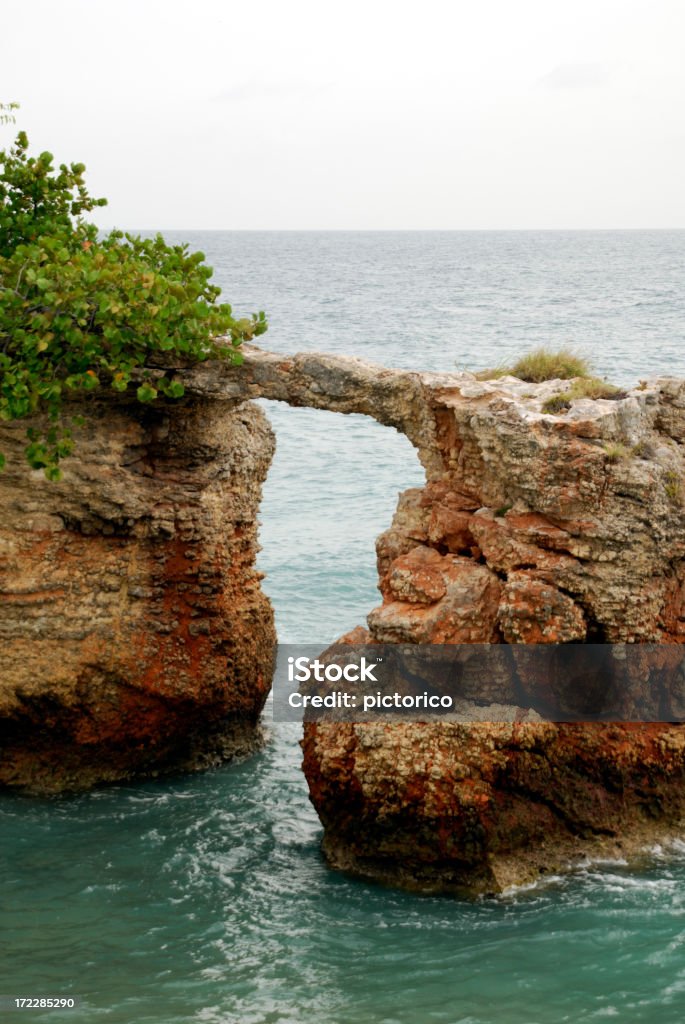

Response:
(0, 389), (275, 792)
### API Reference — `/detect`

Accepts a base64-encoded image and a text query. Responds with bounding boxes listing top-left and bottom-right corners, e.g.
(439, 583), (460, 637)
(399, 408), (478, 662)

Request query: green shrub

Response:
(0, 121), (266, 479)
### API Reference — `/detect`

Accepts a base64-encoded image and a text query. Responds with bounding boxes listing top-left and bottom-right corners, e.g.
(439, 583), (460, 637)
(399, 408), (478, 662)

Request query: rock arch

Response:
(3, 341), (685, 896)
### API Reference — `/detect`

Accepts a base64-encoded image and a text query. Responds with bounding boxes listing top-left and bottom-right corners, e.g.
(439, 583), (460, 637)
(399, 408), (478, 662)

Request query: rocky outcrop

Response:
(0, 390), (275, 792)
(303, 721), (685, 895)
(4, 341), (685, 893)
(200, 346), (685, 895)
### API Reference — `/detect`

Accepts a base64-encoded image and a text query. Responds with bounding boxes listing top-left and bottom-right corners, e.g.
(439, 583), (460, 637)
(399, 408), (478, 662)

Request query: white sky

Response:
(2, 0), (684, 229)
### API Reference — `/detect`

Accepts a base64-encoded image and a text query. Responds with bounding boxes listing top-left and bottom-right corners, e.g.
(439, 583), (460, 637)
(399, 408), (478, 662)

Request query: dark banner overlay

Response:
(271, 644), (685, 723)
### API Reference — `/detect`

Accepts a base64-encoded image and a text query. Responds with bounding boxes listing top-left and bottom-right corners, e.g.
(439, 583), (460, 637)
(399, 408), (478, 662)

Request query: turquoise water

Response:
(3, 232), (685, 1022)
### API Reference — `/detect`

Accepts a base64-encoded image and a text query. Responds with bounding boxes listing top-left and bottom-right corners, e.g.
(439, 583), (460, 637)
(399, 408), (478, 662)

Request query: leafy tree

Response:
(0, 111), (266, 479)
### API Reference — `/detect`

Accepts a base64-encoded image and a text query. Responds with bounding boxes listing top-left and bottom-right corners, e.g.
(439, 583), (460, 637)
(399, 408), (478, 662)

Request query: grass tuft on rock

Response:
(474, 347), (625, 415)
(603, 442), (629, 464)
(475, 346), (591, 383)
(541, 377), (625, 415)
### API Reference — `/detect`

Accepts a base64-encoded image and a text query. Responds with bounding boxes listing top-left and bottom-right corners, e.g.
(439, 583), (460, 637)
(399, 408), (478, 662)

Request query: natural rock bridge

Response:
(2, 346), (685, 892)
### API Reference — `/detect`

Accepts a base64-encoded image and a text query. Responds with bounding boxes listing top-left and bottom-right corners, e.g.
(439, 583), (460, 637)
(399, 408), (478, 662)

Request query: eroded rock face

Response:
(0, 393), (275, 792)
(211, 348), (685, 894)
(302, 721), (685, 896)
(4, 345), (685, 888)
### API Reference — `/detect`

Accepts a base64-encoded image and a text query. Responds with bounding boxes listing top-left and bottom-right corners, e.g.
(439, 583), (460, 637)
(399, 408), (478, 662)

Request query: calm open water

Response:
(2, 232), (685, 1023)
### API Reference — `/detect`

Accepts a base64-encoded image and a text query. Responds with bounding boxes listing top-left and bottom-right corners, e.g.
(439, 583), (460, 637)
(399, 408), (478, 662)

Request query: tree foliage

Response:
(0, 115), (266, 479)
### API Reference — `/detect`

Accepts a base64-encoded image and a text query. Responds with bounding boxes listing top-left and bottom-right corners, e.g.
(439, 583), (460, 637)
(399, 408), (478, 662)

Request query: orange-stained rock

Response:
(468, 511), (578, 579)
(302, 720), (685, 896)
(369, 557), (501, 643)
(497, 572), (587, 643)
(0, 393), (275, 793)
(382, 546), (447, 604)
(375, 489), (430, 579)
(427, 504), (475, 551)
(203, 348), (685, 894)
(5, 344), (685, 888)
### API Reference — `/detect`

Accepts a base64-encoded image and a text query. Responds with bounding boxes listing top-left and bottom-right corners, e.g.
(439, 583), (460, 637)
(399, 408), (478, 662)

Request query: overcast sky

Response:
(2, 0), (684, 229)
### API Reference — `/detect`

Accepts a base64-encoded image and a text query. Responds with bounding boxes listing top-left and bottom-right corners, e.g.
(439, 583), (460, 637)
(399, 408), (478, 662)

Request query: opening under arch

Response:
(255, 400), (425, 644)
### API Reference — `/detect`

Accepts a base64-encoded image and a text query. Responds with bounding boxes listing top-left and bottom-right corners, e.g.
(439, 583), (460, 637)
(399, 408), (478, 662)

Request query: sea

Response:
(2, 231), (685, 1023)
